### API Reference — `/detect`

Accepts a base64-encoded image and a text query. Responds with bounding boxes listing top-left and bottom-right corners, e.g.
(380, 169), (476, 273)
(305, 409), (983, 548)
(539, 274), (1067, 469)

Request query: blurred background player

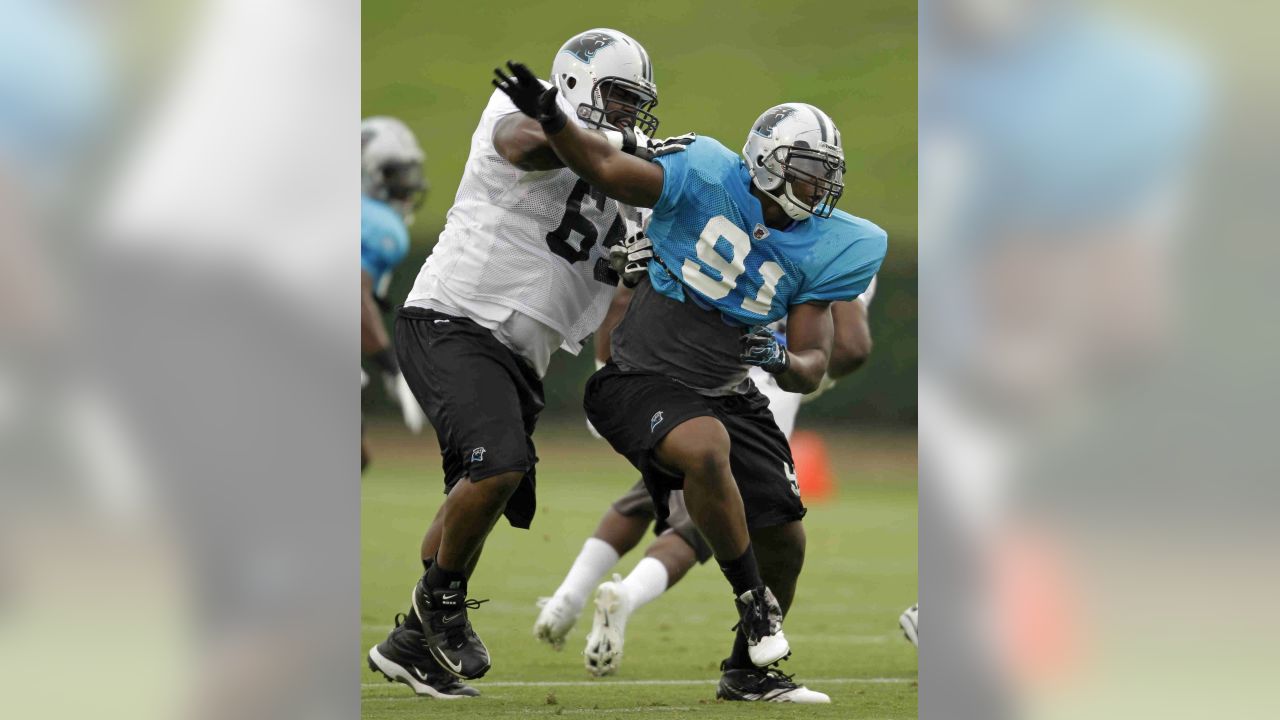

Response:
(366, 29), (663, 696)
(361, 116), (428, 471)
(535, 279), (877, 688)
(496, 62), (886, 703)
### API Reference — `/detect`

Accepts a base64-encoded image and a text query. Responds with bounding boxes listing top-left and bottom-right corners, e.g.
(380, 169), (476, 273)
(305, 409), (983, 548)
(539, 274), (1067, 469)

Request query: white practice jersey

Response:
(406, 88), (641, 371)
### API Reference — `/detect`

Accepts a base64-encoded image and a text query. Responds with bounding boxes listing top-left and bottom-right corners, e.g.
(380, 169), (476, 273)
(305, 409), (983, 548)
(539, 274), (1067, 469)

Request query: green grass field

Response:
(361, 424), (917, 718)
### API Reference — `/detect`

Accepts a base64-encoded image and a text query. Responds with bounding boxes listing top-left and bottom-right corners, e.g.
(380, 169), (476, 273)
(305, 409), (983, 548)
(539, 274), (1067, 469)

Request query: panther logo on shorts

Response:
(785, 461), (800, 497)
(470, 447), (486, 463)
(650, 411), (664, 433)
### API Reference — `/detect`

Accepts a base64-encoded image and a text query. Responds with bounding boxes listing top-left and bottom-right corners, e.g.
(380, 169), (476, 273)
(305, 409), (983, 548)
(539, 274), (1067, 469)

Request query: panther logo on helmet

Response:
(560, 32), (618, 64)
(751, 106), (798, 139)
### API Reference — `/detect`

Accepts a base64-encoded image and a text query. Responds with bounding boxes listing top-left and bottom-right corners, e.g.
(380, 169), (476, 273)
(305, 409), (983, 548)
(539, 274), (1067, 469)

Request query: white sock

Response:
(555, 537), (620, 607)
(620, 556), (669, 612)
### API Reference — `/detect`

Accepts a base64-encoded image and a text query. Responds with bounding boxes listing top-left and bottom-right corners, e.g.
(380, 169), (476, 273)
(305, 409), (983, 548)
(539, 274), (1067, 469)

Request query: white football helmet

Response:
(742, 103), (846, 221)
(361, 116), (427, 225)
(551, 28), (658, 136)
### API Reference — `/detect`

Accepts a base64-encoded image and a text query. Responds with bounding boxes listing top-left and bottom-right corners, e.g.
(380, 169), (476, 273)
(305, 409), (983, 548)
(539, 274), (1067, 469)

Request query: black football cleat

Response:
(366, 614), (480, 699)
(716, 662), (830, 704)
(412, 576), (492, 680)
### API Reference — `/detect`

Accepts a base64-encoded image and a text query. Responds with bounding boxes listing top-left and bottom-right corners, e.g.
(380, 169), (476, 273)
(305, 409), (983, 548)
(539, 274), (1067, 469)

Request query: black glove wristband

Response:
(536, 86), (568, 134)
(370, 347), (398, 375)
(770, 349), (791, 375)
(540, 107), (567, 135)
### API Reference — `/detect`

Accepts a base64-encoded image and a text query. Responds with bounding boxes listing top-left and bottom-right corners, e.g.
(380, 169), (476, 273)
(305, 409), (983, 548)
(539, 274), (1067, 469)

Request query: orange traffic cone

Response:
(790, 430), (835, 502)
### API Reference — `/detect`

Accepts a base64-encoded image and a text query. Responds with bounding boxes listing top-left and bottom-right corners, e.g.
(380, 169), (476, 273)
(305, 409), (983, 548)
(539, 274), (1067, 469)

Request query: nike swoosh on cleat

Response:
(442, 613), (462, 623)
(434, 649), (464, 675)
(442, 593), (459, 601)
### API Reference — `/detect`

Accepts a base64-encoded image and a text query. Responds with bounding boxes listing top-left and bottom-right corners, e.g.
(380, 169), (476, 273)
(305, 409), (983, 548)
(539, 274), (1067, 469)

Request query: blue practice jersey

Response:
(361, 196), (410, 291)
(646, 137), (886, 327)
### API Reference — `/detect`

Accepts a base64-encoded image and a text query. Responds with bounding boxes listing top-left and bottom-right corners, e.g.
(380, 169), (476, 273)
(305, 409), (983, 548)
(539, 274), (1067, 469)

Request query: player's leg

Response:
(535, 486), (652, 649)
(584, 366), (789, 668)
(653, 417), (749, 561)
(421, 484), (491, 579)
(371, 494), (486, 698)
(582, 523), (701, 676)
(370, 308), (541, 684)
(431, 468), (523, 572)
(714, 390), (829, 703)
(580, 487), (706, 675)
(419, 502), (445, 568)
(593, 506), (652, 555)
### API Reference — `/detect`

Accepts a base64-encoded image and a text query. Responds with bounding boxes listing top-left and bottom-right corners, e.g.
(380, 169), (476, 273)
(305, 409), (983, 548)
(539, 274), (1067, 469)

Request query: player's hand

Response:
(740, 327), (790, 374)
(609, 230), (653, 288)
(383, 371), (426, 434)
(646, 132), (696, 158)
(492, 61), (543, 116)
(534, 85), (568, 133)
(493, 61), (567, 133)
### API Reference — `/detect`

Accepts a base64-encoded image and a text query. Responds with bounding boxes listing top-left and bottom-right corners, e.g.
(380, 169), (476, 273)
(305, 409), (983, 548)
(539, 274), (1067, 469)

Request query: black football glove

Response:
(740, 327), (790, 374)
(492, 61), (567, 133)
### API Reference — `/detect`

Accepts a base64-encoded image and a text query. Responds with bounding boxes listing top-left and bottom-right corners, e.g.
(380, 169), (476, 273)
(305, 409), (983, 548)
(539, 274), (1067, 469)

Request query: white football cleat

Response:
(583, 574), (632, 676)
(533, 592), (583, 650)
(899, 603), (918, 648)
(735, 586), (790, 667)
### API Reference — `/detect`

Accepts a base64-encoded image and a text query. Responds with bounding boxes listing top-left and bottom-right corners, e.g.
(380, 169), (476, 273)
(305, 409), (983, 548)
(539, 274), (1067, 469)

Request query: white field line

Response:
(363, 625), (899, 645)
(362, 677), (915, 689)
(361, 700), (701, 715)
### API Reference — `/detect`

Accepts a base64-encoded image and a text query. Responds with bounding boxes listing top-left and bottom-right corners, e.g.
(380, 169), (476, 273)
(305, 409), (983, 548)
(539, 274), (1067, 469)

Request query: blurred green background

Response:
(362, 0), (916, 426)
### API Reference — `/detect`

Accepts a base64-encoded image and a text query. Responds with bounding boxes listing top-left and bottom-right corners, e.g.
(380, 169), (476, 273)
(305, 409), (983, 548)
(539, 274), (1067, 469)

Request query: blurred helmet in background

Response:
(360, 116), (426, 224)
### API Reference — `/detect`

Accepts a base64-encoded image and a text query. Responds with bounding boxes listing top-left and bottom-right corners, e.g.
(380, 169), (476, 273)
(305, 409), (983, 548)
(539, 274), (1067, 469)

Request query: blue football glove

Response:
(740, 327), (790, 374)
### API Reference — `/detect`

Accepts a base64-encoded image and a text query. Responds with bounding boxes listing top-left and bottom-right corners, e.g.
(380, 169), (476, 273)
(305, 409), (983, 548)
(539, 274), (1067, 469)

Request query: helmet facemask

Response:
(757, 144), (845, 220)
(575, 78), (659, 136)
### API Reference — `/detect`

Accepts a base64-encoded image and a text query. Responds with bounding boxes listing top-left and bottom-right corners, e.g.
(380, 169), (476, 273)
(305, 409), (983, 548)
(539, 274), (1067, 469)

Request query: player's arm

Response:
(593, 283), (635, 365)
(361, 268), (426, 433)
(493, 62), (663, 208)
(540, 115), (663, 207)
(741, 302), (832, 394)
(492, 114), (565, 171)
(777, 302), (834, 393)
(828, 299), (872, 378)
(361, 270), (391, 357)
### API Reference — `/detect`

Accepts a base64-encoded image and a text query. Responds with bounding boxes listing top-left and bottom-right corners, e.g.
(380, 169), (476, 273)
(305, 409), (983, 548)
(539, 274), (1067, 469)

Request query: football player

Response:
(535, 280), (876, 690)
(366, 29), (663, 698)
(361, 116), (428, 471)
(496, 63), (886, 703)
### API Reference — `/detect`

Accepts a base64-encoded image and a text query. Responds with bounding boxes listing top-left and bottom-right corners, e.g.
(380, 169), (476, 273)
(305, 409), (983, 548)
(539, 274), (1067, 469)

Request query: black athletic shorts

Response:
(584, 363), (806, 531)
(395, 306), (542, 529)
